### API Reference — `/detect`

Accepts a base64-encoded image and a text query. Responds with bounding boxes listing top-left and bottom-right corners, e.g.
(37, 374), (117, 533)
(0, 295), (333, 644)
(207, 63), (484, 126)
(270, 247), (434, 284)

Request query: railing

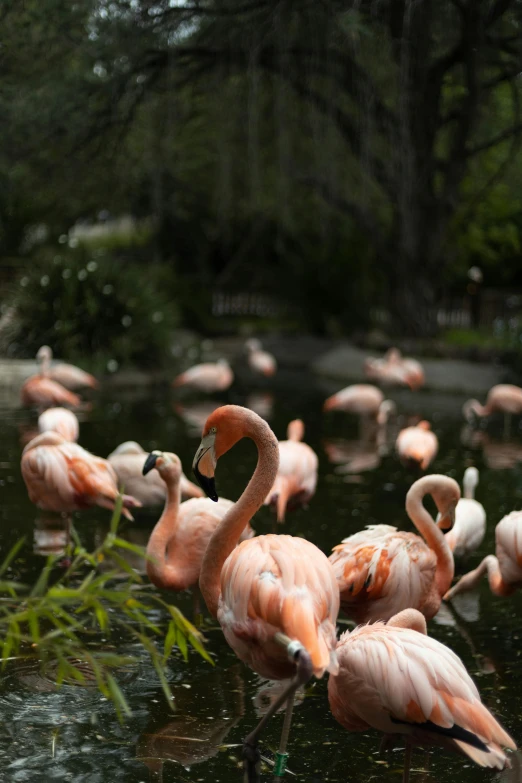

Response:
(212, 291), (284, 318)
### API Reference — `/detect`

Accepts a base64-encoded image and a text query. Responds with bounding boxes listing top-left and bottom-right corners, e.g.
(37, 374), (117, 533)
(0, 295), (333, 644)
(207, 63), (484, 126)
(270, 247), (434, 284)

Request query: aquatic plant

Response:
(0, 497), (212, 720)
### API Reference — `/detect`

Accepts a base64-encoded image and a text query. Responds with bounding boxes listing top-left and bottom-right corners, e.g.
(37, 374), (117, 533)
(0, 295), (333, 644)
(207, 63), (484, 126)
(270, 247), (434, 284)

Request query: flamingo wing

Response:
(21, 445), (76, 510)
(50, 363), (98, 390)
(219, 534), (339, 678)
(329, 526), (437, 622)
(331, 624), (515, 768)
(446, 499), (486, 556)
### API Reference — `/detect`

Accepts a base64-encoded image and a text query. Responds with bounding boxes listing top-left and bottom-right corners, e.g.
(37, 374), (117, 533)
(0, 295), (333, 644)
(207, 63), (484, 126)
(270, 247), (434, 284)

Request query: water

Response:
(2, 369), (522, 782)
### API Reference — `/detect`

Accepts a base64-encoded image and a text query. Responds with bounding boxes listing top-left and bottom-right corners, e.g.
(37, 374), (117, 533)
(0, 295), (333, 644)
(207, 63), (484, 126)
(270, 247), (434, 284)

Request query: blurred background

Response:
(2, 0), (522, 372)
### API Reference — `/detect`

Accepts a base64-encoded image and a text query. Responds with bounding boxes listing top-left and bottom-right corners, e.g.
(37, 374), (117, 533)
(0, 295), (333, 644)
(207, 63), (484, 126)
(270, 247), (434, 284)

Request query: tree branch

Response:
(465, 121), (522, 156)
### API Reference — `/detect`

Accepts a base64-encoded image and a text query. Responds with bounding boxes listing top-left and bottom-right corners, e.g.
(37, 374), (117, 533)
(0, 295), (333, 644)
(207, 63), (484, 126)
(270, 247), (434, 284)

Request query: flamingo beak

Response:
(438, 502), (456, 531)
(142, 452), (159, 475)
(193, 434), (218, 502)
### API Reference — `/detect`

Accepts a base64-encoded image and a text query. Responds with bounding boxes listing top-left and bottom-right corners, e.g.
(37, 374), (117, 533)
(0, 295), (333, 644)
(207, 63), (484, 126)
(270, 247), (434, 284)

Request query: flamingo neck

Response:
(146, 475), (182, 589)
(199, 414), (279, 617)
(405, 478), (454, 597)
(39, 354), (51, 377)
(464, 399), (488, 419)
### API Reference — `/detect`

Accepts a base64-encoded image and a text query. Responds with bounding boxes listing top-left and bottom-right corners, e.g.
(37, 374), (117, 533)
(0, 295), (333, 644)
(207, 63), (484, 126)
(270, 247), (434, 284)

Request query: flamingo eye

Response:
(209, 427), (217, 435)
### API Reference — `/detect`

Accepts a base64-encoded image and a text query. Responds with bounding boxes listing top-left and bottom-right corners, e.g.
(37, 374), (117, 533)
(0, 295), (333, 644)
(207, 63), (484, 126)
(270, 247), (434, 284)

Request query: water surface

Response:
(2, 369), (522, 782)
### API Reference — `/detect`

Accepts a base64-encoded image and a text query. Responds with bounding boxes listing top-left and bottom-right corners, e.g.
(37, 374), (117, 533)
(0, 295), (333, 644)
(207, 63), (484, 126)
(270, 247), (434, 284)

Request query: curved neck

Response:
(200, 416), (279, 617)
(465, 399), (488, 418)
(146, 475), (182, 589)
(405, 479), (454, 597)
(38, 354), (51, 377)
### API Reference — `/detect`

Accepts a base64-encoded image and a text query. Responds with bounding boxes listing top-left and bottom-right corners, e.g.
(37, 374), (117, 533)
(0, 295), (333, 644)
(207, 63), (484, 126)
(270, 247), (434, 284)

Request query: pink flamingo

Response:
(444, 467), (486, 557)
(264, 419), (318, 522)
(328, 608), (515, 780)
(20, 375), (82, 411)
(365, 348), (425, 391)
(36, 346), (98, 390)
(142, 450), (254, 591)
(444, 510), (522, 600)
(323, 384), (396, 425)
(245, 339), (277, 377)
(193, 405), (339, 769)
(21, 432), (141, 519)
(396, 421), (438, 469)
(108, 441), (203, 506)
(463, 384), (522, 433)
(38, 407), (79, 442)
(172, 360), (233, 393)
(329, 474), (459, 623)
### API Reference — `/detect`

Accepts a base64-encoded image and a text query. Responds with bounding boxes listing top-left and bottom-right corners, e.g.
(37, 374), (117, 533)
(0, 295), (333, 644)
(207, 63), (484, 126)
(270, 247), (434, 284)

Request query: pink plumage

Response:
(264, 419), (318, 522)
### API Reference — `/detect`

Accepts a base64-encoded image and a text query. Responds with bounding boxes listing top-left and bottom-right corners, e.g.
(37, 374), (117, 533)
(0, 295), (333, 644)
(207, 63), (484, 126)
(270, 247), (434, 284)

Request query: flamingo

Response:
(108, 441), (203, 505)
(172, 360), (233, 393)
(36, 345), (98, 390)
(245, 338), (277, 377)
(444, 467), (486, 557)
(141, 450), (254, 591)
(20, 375), (82, 411)
(364, 348), (425, 391)
(328, 608), (515, 781)
(329, 474), (459, 623)
(38, 407), (79, 442)
(21, 432), (141, 519)
(192, 405), (339, 771)
(463, 384), (522, 433)
(264, 419), (318, 522)
(323, 384), (396, 425)
(396, 421), (438, 470)
(444, 510), (522, 601)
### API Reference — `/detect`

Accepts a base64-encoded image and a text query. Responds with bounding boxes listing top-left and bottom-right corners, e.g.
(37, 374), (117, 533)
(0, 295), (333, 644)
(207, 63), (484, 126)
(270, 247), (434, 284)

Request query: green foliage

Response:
(0, 499), (212, 721)
(4, 247), (178, 367)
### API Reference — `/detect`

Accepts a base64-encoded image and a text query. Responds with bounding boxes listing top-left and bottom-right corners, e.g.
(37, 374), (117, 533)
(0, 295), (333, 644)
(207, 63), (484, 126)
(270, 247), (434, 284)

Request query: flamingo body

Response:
(264, 420), (318, 522)
(36, 345), (98, 390)
(218, 533), (339, 680)
(330, 475), (459, 622)
(21, 376), (82, 410)
(365, 349), (425, 390)
(21, 432), (141, 519)
(463, 384), (522, 422)
(328, 611), (515, 769)
(396, 421), (438, 469)
(172, 361), (233, 393)
(108, 442), (203, 505)
(323, 384), (384, 415)
(246, 339), (277, 377)
(38, 408), (79, 442)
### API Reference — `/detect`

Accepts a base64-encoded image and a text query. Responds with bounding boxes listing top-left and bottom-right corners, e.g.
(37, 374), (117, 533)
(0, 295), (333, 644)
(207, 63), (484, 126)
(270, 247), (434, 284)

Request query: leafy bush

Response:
(3, 247), (178, 368)
(0, 499), (211, 719)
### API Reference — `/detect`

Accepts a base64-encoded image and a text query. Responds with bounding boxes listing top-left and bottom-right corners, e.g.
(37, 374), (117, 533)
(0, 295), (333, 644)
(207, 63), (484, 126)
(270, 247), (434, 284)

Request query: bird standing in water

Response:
(245, 338), (277, 377)
(396, 420), (438, 470)
(328, 608), (515, 781)
(264, 419), (318, 522)
(21, 432), (141, 519)
(445, 467), (486, 557)
(172, 360), (233, 393)
(192, 405), (339, 777)
(329, 475), (459, 622)
(445, 510), (522, 601)
(141, 450), (254, 591)
(36, 345), (98, 390)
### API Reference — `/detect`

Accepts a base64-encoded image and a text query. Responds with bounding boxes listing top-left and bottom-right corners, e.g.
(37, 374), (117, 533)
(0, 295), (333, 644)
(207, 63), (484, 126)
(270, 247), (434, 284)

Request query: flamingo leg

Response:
(403, 740), (412, 783)
(504, 413), (512, 438)
(242, 639), (313, 783)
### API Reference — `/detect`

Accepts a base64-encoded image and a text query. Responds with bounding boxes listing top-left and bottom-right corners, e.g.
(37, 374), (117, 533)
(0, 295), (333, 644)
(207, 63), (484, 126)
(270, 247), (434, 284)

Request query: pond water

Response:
(2, 367), (522, 782)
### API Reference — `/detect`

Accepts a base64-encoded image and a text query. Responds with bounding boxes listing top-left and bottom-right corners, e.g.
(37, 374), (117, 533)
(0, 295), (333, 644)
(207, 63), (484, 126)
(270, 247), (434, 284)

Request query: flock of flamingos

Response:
(15, 341), (522, 781)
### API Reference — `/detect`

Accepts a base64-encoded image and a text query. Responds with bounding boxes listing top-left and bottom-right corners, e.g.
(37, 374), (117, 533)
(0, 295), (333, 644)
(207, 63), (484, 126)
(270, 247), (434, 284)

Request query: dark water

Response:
(2, 369), (522, 782)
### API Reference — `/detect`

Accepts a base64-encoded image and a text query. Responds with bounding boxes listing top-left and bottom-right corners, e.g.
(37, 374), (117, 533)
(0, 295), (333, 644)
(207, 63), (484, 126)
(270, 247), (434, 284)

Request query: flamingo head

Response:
(142, 451), (182, 482)
(431, 476), (460, 531)
(193, 405), (256, 501)
(287, 419), (305, 441)
(36, 345), (53, 362)
(245, 338), (262, 353)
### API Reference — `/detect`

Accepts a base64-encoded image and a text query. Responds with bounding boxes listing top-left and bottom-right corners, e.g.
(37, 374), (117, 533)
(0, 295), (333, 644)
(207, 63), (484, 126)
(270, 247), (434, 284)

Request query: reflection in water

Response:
(461, 426), (522, 470)
(434, 602), (497, 674)
(323, 420), (391, 477)
(245, 392), (274, 421)
(252, 677), (305, 718)
(136, 666), (244, 780)
(174, 401), (223, 436)
(33, 514), (70, 557)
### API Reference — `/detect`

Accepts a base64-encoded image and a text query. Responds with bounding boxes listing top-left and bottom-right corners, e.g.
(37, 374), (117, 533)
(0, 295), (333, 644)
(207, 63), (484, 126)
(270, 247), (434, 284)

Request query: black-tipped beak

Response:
(193, 452), (218, 502)
(142, 453), (159, 476)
